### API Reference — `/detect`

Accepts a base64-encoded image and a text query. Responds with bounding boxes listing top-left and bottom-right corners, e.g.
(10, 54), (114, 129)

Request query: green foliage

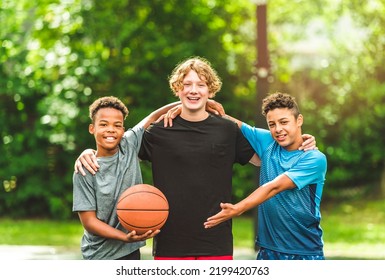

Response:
(1, 0), (385, 218)
(266, 0), (385, 197)
(0, 0), (257, 218)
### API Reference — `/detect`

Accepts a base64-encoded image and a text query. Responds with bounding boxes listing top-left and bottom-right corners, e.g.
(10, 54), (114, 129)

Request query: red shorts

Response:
(154, 255), (233, 260)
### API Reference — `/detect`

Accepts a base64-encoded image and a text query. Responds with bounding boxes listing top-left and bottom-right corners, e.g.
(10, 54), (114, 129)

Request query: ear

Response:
(89, 124), (94, 135)
(297, 114), (303, 127)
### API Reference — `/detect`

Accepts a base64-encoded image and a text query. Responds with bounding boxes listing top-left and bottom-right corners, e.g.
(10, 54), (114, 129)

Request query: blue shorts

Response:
(257, 247), (325, 260)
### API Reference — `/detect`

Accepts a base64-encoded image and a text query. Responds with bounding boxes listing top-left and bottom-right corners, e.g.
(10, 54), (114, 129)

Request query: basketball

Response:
(116, 184), (169, 234)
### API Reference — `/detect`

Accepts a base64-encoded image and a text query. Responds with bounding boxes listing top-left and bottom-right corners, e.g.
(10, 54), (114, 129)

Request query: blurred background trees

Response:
(1, 0), (384, 219)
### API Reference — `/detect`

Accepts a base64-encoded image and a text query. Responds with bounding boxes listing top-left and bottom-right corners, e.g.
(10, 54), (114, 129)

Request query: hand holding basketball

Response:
(125, 228), (160, 242)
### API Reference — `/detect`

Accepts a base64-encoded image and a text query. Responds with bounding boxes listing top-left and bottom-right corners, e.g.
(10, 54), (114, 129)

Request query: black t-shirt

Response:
(139, 114), (254, 257)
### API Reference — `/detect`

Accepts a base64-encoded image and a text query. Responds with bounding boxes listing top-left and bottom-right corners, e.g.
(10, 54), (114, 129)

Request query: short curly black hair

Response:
(89, 96), (129, 123)
(262, 92), (300, 118)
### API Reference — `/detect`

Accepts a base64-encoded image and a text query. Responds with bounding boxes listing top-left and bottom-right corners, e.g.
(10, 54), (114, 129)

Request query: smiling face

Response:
(266, 107), (303, 151)
(89, 107), (125, 157)
(169, 57), (222, 121)
(177, 70), (212, 120)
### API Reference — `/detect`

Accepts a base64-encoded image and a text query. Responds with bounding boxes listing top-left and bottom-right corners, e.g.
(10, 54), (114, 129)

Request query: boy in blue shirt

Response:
(204, 92), (327, 260)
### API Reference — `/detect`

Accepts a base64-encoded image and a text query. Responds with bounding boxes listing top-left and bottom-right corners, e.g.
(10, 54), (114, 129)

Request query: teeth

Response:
(106, 137), (115, 140)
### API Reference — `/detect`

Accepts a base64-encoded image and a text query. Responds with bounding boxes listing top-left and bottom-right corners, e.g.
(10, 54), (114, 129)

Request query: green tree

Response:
(264, 0), (385, 198)
(0, 0), (257, 218)
(2, 0), (385, 219)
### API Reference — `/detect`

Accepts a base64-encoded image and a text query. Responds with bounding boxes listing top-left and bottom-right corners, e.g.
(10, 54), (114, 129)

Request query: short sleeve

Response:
(72, 172), (96, 212)
(240, 122), (274, 157)
(284, 151), (327, 190)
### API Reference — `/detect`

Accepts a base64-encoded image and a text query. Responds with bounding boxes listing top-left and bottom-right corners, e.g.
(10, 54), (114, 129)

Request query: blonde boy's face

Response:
(89, 107), (125, 157)
(177, 70), (212, 115)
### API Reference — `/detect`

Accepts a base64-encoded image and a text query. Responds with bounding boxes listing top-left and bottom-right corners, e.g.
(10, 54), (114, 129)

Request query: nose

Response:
(275, 123), (283, 132)
(190, 84), (197, 93)
(107, 125), (115, 132)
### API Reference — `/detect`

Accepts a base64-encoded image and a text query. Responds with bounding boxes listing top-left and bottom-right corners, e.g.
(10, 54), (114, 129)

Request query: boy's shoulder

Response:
(122, 125), (144, 145)
(298, 149), (327, 170)
(209, 114), (240, 129)
(304, 149), (327, 161)
(73, 169), (94, 186)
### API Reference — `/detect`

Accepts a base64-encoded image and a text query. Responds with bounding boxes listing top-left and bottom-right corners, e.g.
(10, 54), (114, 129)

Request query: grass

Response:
(0, 219), (83, 247)
(0, 218), (254, 248)
(321, 198), (385, 259)
(1, 198), (385, 259)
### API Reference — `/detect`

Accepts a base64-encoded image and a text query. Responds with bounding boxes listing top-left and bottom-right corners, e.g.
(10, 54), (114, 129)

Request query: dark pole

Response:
(253, 1), (270, 252)
(256, 3), (270, 112)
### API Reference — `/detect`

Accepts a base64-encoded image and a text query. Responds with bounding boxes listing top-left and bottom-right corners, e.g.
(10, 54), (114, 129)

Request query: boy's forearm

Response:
(236, 181), (282, 214)
(223, 114), (242, 128)
(238, 174), (296, 214)
(138, 101), (181, 129)
(81, 214), (126, 241)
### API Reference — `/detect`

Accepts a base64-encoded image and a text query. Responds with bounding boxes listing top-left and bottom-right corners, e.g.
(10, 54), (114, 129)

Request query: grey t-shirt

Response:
(73, 125), (145, 260)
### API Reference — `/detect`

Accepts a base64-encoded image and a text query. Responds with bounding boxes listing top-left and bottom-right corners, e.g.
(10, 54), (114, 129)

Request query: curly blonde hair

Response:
(168, 57), (222, 97)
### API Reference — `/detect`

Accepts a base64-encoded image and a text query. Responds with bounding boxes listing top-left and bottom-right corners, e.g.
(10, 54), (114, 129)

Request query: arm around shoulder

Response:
(137, 101), (181, 129)
(223, 114), (243, 128)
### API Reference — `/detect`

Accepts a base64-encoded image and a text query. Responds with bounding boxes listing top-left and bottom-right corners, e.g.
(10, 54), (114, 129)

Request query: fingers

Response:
(79, 164), (87, 176)
(90, 153), (99, 169)
(207, 109), (219, 115)
(74, 159), (87, 176)
(127, 230), (136, 238)
(163, 108), (179, 127)
(155, 114), (165, 124)
(213, 104), (225, 116)
(302, 135), (314, 144)
(206, 100), (225, 116)
(303, 146), (319, 151)
(126, 229), (160, 242)
(163, 114), (173, 127)
(138, 230), (154, 238)
(163, 115), (173, 127)
(79, 154), (99, 175)
(74, 160), (80, 174)
(204, 208), (225, 229)
(147, 229), (160, 238)
(204, 218), (221, 229)
(300, 134), (316, 151)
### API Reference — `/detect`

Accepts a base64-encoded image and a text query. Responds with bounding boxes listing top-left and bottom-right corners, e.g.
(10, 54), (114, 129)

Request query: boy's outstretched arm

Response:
(204, 173), (295, 229)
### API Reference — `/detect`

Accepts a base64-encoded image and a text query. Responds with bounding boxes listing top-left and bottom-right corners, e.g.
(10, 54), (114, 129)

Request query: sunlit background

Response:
(1, 0), (384, 259)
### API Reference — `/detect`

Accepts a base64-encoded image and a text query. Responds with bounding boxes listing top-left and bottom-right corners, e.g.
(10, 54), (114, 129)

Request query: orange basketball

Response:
(116, 184), (169, 234)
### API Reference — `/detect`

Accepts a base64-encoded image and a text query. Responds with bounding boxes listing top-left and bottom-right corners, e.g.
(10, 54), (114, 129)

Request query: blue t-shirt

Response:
(241, 123), (327, 256)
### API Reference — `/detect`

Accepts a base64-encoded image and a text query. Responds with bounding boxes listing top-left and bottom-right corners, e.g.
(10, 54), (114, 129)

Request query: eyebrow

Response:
(98, 119), (123, 124)
(268, 117), (289, 122)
